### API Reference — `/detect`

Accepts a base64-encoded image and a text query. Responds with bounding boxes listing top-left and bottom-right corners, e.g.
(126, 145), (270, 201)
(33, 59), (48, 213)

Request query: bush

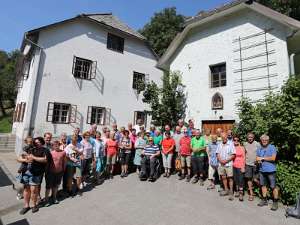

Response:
(276, 161), (300, 205)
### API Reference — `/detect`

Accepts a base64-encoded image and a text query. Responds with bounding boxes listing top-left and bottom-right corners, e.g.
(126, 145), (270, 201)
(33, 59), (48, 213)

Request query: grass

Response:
(0, 114), (12, 133)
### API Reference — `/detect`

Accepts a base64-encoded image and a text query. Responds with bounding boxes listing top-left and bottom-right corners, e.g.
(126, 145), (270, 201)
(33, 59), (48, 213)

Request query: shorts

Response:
(233, 167), (244, 188)
(120, 151), (131, 165)
(218, 165), (233, 177)
(162, 153), (173, 169)
(245, 165), (259, 179)
(21, 171), (43, 186)
(107, 154), (116, 165)
(208, 164), (218, 180)
(259, 172), (276, 189)
(46, 172), (64, 189)
(81, 158), (93, 176)
(180, 155), (191, 168)
(66, 165), (81, 178)
(191, 156), (207, 174)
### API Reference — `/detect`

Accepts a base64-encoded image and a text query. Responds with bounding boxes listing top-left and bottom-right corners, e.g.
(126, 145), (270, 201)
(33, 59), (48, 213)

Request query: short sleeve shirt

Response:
(208, 143), (219, 167)
(256, 144), (277, 172)
(144, 144), (160, 156)
(216, 142), (236, 167)
(106, 139), (118, 157)
(179, 136), (191, 156)
(173, 133), (184, 152)
(191, 137), (206, 157)
(154, 135), (163, 146)
(162, 138), (175, 154)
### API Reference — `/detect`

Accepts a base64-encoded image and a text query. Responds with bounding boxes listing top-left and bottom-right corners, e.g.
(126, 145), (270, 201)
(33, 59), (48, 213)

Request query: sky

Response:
(0, 0), (232, 52)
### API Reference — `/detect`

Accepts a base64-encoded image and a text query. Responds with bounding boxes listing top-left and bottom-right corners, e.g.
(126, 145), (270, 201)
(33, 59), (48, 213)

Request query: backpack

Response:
(286, 193), (300, 219)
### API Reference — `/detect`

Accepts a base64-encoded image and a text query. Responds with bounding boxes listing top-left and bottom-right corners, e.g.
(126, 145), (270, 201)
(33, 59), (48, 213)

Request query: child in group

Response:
(45, 140), (66, 206)
(93, 131), (105, 184)
(106, 132), (118, 179)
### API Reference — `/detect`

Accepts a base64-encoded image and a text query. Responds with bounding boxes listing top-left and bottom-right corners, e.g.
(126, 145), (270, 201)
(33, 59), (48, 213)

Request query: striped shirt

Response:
(216, 142), (236, 167)
(144, 144), (160, 156)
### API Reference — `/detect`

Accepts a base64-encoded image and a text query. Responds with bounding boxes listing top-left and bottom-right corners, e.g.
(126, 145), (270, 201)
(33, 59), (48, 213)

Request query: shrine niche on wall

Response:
(212, 92), (223, 110)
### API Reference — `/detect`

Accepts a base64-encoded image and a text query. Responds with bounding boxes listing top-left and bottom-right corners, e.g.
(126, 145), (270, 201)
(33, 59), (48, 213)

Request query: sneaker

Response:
(186, 175), (191, 182)
(163, 173), (167, 177)
(207, 184), (215, 190)
(166, 173), (171, 178)
(192, 177), (199, 184)
(239, 193), (244, 202)
(271, 201), (278, 211)
(16, 193), (23, 200)
(120, 172), (124, 178)
(79, 183), (83, 189)
(44, 201), (51, 207)
(77, 190), (83, 196)
(124, 172), (128, 177)
(234, 192), (240, 198)
(19, 207), (30, 215)
(32, 206), (39, 213)
(53, 199), (59, 204)
(219, 190), (229, 196)
(178, 174), (185, 180)
(199, 179), (204, 186)
(257, 199), (268, 207)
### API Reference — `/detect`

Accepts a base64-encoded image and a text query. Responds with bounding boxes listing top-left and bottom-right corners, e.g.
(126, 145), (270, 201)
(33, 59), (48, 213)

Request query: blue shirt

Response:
(256, 144), (277, 172)
(208, 142), (219, 167)
(66, 135), (82, 145)
(144, 144), (160, 156)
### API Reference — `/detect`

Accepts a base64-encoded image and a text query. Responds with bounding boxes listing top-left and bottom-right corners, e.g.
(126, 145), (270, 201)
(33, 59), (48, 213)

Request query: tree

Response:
(139, 7), (185, 57)
(256, 0), (300, 21)
(0, 50), (19, 116)
(143, 70), (187, 128)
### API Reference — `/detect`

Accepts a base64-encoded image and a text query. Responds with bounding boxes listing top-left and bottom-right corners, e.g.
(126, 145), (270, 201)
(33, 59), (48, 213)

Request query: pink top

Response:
(50, 150), (66, 173)
(233, 146), (246, 169)
(129, 134), (138, 148)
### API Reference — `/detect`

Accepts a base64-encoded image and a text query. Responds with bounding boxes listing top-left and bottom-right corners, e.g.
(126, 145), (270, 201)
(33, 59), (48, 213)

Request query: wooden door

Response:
(202, 120), (235, 135)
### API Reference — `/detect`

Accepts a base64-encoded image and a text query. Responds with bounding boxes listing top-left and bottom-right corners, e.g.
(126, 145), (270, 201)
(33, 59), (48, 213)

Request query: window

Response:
(134, 111), (147, 126)
(72, 56), (97, 80)
(87, 106), (105, 125)
(107, 33), (124, 53)
(212, 93), (223, 110)
(132, 71), (146, 90)
(13, 102), (26, 122)
(210, 63), (226, 88)
(16, 55), (32, 88)
(46, 102), (77, 124)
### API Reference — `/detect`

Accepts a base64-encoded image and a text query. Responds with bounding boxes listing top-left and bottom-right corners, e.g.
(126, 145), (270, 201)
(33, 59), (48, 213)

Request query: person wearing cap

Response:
(140, 137), (160, 181)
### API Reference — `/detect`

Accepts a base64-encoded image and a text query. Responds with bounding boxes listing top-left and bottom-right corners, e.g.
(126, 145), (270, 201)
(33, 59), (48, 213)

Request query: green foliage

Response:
(276, 161), (300, 204)
(143, 70), (186, 128)
(139, 7), (184, 57)
(0, 49), (20, 116)
(0, 114), (12, 133)
(257, 0), (300, 21)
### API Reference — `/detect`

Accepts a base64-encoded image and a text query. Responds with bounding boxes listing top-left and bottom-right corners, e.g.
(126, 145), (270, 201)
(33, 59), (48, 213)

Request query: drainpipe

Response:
(290, 53), (295, 75)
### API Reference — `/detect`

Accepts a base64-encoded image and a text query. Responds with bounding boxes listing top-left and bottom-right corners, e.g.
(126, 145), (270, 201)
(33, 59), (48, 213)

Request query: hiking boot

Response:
(219, 190), (229, 197)
(271, 201), (278, 211)
(257, 199), (268, 207)
(192, 177), (199, 184)
(186, 175), (191, 182)
(19, 207), (30, 215)
(179, 174), (185, 180)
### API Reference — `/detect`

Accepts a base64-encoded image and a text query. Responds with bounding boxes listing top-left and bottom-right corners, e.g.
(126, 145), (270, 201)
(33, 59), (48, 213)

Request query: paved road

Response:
(0, 152), (298, 225)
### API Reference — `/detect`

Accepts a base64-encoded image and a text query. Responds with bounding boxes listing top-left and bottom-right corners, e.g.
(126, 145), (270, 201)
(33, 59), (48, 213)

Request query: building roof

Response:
(157, 0), (300, 69)
(26, 13), (146, 41)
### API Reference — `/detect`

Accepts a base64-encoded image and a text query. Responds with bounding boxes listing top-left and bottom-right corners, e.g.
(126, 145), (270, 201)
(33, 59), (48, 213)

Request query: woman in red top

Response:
(106, 132), (118, 179)
(233, 136), (246, 201)
(161, 131), (175, 178)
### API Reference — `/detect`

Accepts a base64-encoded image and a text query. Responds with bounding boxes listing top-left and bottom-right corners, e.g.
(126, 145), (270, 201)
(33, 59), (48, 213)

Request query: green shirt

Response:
(191, 136), (206, 157)
(154, 135), (163, 146)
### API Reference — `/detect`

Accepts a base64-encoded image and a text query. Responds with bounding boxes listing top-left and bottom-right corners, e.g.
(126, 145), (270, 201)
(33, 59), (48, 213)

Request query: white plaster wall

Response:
(170, 9), (291, 128)
(15, 19), (162, 139)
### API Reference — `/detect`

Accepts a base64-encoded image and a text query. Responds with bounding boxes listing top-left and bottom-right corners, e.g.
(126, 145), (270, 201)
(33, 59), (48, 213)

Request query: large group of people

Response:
(16, 118), (279, 215)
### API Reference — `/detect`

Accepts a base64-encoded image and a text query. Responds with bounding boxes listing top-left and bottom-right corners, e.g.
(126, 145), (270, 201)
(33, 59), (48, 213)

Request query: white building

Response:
(158, 0), (300, 133)
(13, 13), (162, 153)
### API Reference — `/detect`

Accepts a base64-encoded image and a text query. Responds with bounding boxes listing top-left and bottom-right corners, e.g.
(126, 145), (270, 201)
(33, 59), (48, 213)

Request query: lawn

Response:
(0, 114), (12, 133)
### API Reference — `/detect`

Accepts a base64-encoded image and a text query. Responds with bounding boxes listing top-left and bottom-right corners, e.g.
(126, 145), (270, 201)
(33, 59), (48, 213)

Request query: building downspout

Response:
(290, 53), (296, 75)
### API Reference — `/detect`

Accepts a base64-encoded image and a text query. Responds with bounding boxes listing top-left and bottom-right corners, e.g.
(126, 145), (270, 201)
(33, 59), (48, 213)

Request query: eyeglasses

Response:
(233, 139), (239, 142)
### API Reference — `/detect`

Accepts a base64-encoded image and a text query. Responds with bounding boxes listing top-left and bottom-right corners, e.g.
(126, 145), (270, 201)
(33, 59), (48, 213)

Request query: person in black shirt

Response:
(18, 137), (48, 215)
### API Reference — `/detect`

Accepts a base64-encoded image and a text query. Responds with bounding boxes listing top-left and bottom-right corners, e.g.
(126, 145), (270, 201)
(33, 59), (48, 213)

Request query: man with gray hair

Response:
(256, 134), (278, 211)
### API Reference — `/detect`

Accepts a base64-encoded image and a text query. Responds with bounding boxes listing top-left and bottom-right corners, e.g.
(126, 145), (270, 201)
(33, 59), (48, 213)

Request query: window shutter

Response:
(90, 61), (97, 79)
(145, 74), (150, 84)
(16, 104), (22, 122)
(20, 102), (26, 122)
(72, 56), (76, 75)
(46, 102), (54, 122)
(13, 104), (19, 122)
(100, 107), (105, 125)
(104, 108), (111, 125)
(87, 106), (92, 124)
(70, 104), (77, 123)
(23, 60), (30, 80)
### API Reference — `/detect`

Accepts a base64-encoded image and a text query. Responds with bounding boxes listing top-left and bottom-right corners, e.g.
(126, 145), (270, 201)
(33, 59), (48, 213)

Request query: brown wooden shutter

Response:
(13, 104), (19, 122)
(70, 104), (77, 123)
(90, 61), (97, 79)
(87, 106), (92, 124)
(46, 102), (54, 122)
(20, 102), (26, 122)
